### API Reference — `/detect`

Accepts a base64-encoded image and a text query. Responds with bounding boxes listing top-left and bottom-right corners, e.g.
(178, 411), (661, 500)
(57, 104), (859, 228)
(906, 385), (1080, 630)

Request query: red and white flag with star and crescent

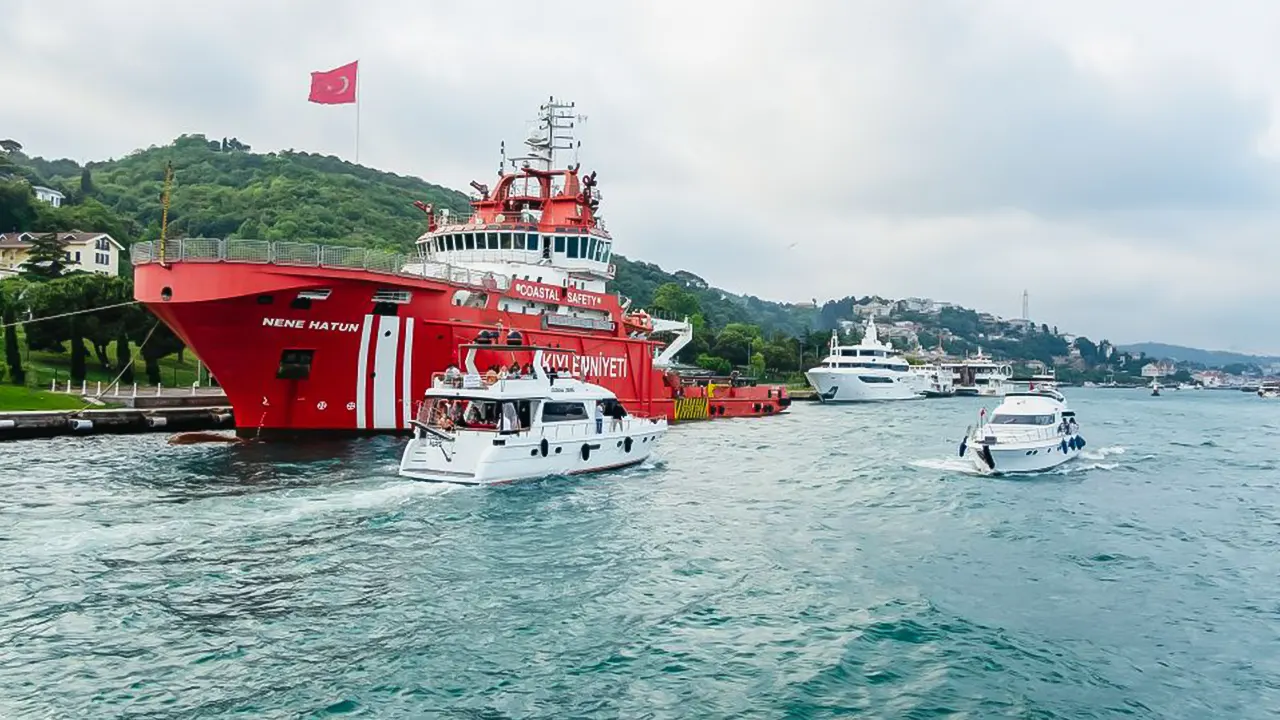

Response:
(308, 61), (358, 105)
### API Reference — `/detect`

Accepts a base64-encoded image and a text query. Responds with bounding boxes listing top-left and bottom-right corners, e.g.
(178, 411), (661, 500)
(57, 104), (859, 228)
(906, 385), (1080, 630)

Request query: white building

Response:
(854, 302), (892, 318)
(0, 232), (124, 277)
(32, 186), (65, 208)
(1140, 361), (1176, 378)
(898, 297), (934, 313)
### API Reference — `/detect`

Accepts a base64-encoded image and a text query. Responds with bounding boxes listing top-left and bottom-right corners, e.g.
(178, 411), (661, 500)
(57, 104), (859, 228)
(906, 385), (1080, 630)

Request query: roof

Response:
(32, 186), (65, 197)
(0, 232), (124, 250)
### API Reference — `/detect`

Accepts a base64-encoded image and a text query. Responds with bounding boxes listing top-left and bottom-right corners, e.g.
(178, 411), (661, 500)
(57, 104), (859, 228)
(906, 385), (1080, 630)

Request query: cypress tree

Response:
(2, 306), (21, 385)
(69, 316), (86, 384)
(114, 327), (133, 385)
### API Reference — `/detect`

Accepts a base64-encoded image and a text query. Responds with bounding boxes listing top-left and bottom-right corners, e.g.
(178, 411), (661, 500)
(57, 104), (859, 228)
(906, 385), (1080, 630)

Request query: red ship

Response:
(132, 99), (790, 435)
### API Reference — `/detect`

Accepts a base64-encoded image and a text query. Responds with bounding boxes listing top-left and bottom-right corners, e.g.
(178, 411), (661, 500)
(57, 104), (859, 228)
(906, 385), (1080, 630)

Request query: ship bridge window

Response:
(487, 232), (499, 250)
(372, 289), (412, 304)
(567, 236), (580, 259)
(554, 236), (565, 254)
(991, 413), (1056, 425)
(524, 233), (538, 251)
(587, 237), (598, 260)
(500, 232), (512, 249)
(465, 233), (477, 250)
(276, 349), (314, 380)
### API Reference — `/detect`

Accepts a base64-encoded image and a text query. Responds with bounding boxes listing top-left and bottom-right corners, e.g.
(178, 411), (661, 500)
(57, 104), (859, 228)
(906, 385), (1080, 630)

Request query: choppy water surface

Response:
(3, 389), (1279, 718)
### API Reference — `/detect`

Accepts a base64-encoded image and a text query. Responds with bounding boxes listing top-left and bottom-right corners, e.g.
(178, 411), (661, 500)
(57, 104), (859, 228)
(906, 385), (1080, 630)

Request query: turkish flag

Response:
(309, 61), (358, 104)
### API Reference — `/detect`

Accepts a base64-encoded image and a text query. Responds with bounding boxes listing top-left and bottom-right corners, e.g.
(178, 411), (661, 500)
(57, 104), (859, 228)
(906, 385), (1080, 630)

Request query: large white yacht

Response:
(944, 349), (1013, 397)
(804, 318), (927, 402)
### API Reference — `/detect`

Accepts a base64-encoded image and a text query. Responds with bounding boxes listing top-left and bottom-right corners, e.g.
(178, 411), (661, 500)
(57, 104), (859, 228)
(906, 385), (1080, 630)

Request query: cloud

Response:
(3, 0), (1280, 353)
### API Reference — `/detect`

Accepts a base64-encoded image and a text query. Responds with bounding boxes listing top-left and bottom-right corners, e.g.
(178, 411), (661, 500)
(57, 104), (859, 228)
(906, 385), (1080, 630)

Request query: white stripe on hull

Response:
(401, 319), (414, 429)
(355, 314), (374, 429)
(372, 315), (401, 429)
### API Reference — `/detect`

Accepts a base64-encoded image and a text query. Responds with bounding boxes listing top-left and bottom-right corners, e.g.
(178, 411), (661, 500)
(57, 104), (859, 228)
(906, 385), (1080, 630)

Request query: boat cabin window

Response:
(554, 236), (565, 254)
(859, 376), (894, 384)
(500, 232), (512, 249)
(542, 401), (588, 422)
(487, 232), (499, 250)
(991, 413), (1056, 425)
(419, 397), (509, 431)
(567, 236), (580, 259)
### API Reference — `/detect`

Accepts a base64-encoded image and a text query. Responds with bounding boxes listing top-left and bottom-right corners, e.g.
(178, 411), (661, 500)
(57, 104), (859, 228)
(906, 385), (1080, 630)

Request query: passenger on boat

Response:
(484, 366), (499, 384)
(607, 400), (628, 431)
(508, 362), (522, 378)
(522, 363), (534, 377)
(443, 364), (462, 388)
(595, 402), (604, 434)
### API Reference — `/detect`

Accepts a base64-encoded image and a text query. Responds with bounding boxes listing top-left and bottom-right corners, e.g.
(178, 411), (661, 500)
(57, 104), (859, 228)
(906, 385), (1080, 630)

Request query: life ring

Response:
(581, 444), (591, 461)
(624, 437), (633, 453)
(540, 438), (549, 457)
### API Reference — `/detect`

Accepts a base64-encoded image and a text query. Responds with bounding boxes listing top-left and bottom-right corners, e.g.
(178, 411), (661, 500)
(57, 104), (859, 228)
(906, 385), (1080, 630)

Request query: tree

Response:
(114, 325), (134, 385)
(69, 314), (87, 383)
(651, 282), (701, 319)
(748, 351), (766, 378)
(0, 180), (38, 232)
(20, 232), (70, 280)
(695, 353), (732, 375)
(0, 139), (21, 155)
(80, 167), (94, 196)
(0, 279), (25, 384)
(127, 307), (185, 385)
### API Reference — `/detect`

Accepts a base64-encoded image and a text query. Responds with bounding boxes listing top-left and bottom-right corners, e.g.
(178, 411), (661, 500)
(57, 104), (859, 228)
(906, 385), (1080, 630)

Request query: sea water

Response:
(1, 389), (1277, 718)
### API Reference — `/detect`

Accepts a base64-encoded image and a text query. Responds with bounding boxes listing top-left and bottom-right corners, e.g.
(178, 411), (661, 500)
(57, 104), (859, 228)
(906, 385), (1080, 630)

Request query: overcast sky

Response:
(4, 0), (1280, 353)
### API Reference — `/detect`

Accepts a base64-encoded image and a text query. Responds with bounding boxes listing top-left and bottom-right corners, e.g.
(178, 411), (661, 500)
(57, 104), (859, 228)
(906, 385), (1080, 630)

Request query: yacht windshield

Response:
(991, 413), (1055, 425)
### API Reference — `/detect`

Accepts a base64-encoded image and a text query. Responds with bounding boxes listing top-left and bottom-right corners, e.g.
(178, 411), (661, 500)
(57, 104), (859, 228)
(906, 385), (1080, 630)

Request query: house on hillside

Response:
(854, 302), (892, 318)
(0, 232), (124, 277)
(1140, 361), (1176, 378)
(672, 270), (708, 289)
(32, 186), (65, 207)
(897, 297), (934, 313)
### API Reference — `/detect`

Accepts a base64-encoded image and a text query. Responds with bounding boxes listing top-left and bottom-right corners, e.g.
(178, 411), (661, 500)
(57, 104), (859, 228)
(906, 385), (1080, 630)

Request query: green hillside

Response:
(0, 135), (1198, 389)
(30, 134), (472, 251)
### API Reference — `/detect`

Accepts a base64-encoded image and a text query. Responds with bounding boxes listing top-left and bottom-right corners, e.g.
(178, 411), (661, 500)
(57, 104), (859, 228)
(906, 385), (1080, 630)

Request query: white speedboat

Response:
(960, 388), (1085, 475)
(1259, 381), (1280, 399)
(804, 318), (927, 402)
(399, 344), (667, 485)
(944, 349), (1012, 397)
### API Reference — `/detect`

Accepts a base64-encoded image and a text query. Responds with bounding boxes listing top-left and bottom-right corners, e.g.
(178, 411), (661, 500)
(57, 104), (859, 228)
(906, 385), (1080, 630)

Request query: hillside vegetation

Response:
(0, 134), (1238, 389)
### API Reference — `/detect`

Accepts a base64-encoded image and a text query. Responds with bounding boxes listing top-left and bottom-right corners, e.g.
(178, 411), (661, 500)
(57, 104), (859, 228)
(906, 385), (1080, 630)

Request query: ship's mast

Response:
(512, 97), (579, 172)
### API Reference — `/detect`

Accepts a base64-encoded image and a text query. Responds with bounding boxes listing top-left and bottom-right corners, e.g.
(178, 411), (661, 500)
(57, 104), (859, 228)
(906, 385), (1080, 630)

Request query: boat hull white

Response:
(965, 434), (1084, 475)
(805, 370), (924, 403)
(399, 417), (667, 485)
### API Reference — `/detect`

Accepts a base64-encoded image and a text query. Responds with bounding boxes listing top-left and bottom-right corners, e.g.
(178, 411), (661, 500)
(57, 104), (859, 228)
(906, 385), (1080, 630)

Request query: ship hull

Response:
(135, 261), (786, 434)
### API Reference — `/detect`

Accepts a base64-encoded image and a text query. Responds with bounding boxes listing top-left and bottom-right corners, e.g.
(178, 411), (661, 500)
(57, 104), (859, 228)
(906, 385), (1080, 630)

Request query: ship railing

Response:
(973, 423), (1067, 444)
(131, 238), (514, 286)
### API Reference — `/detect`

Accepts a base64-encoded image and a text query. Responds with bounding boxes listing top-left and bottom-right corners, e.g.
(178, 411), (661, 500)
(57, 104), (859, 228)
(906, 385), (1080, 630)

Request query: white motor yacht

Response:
(399, 344), (667, 485)
(945, 349), (1012, 397)
(960, 387), (1085, 475)
(804, 318), (927, 402)
(1259, 381), (1280, 399)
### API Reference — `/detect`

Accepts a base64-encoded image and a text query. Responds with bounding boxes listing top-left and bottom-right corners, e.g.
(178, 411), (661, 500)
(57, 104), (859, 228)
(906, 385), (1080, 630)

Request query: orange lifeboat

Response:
(622, 310), (654, 335)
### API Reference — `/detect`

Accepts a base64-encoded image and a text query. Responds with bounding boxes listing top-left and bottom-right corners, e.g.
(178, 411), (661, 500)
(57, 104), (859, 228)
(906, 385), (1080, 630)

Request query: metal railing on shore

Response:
(131, 238), (514, 291)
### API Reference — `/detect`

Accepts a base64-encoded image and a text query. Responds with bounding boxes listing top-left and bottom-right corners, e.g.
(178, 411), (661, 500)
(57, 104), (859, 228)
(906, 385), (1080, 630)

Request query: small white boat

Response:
(1259, 381), (1280, 399)
(960, 388), (1085, 475)
(399, 343), (667, 485)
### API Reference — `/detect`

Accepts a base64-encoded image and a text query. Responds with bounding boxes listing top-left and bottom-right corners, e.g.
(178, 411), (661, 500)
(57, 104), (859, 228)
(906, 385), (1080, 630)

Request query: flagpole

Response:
(354, 60), (361, 164)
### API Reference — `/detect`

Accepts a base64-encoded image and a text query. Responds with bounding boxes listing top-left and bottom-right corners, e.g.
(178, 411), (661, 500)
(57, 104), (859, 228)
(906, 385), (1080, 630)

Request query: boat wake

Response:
(910, 458), (986, 476)
(1080, 445), (1126, 461)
